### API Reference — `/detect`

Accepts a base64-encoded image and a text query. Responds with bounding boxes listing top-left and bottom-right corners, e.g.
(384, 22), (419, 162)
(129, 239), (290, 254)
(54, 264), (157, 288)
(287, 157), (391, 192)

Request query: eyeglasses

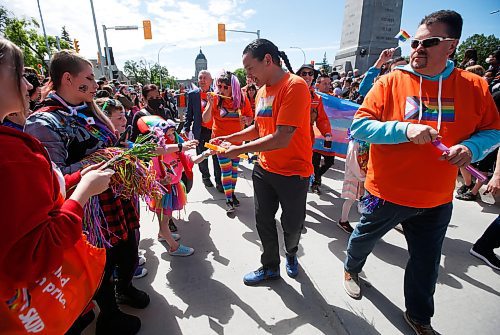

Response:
(410, 37), (456, 49)
(217, 84), (230, 90)
(300, 71), (314, 77)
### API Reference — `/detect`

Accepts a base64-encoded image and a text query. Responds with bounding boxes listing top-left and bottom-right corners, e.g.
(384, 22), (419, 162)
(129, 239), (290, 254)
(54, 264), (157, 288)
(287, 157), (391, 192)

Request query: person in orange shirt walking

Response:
(342, 11), (499, 335)
(205, 71), (253, 212)
(213, 39), (312, 285)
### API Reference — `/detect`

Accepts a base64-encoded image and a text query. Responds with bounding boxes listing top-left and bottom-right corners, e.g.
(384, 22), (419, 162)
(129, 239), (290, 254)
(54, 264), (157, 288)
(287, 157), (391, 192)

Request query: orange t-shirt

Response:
(211, 95), (253, 144)
(310, 91), (331, 144)
(178, 92), (186, 108)
(200, 91), (213, 129)
(255, 73), (313, 177)
(356, 68), (500, 208)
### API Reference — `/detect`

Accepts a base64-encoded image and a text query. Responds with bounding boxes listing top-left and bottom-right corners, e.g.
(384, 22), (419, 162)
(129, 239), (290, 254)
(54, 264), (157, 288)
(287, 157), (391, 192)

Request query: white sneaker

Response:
(133, 267), (148, 279)
(138, 254), (146, 266)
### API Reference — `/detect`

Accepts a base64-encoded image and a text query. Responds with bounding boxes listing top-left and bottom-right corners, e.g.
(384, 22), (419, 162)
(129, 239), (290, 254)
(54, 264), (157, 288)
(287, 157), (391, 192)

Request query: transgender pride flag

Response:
(312, 93), (359, 158)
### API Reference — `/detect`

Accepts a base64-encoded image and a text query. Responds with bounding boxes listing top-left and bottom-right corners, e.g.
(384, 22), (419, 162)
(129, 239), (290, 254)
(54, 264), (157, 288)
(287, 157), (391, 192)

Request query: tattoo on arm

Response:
(277, 125), (297, 134)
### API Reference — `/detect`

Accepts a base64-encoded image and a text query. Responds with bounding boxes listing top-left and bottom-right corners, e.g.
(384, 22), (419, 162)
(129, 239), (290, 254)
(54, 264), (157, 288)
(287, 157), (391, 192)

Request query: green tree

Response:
(456, 34), (500, 69)
(60, 25), (73, 50)
(124, 59), (177, 88)
(318, 52), (332, 74)
(0, 5), (71, 71)
(233, 68), (246, 86)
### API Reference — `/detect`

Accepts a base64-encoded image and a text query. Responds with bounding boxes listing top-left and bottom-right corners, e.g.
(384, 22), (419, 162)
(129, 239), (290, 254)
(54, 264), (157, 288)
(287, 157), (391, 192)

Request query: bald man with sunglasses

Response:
(342, 10), (499, 335)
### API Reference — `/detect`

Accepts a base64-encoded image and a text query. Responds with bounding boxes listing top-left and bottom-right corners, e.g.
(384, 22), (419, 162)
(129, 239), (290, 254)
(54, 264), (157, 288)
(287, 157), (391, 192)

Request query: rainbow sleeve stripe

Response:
(395, 30), (411, 42)
(313, 93), (359, 158)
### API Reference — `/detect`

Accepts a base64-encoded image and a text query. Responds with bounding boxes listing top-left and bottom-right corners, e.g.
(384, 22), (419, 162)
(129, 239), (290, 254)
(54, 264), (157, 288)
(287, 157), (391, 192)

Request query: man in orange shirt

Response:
(215, 39), (312, 285)
(343, 11), (499, 335)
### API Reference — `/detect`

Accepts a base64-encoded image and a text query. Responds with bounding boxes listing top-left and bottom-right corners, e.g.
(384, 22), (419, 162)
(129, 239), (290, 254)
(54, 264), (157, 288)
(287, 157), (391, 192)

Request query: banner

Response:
(312, 93), (359, 158)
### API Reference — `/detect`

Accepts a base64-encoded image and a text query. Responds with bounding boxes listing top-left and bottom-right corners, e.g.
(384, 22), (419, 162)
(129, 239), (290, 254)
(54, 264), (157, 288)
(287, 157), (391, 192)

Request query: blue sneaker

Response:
(243, 267), (280, 286)
(286, 255), (299, 278)
(168, 244), (194, 257)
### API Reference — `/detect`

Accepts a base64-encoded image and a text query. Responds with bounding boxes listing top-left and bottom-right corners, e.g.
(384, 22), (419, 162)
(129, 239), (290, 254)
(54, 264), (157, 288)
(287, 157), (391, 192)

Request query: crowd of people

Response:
(0, 9), (499, 335)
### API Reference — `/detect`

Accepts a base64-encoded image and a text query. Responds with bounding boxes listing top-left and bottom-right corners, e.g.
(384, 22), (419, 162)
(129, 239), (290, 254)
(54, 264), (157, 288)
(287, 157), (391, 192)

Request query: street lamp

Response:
(158, 44), (176, 90)
(290, 46), (306, 65)
(102, 24), (139, 80)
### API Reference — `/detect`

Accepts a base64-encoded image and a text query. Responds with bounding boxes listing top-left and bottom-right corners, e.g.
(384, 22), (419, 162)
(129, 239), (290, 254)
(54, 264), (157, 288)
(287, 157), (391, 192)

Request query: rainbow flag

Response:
(312, 93), (359, 158)
(395, 29), (411, 42)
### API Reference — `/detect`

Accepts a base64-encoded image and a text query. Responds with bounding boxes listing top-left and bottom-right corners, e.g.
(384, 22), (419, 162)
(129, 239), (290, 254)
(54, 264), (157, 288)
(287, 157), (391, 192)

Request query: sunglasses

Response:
(300, 71), (314, 77)
(410, 37), (456, 49)
(217, 84), (230, 90)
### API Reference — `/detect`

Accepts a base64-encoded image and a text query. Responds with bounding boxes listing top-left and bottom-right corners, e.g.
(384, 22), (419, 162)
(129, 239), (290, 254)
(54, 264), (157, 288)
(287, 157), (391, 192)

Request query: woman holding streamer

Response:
(205, 70), (253, 213)
(25, 50), (145, 335)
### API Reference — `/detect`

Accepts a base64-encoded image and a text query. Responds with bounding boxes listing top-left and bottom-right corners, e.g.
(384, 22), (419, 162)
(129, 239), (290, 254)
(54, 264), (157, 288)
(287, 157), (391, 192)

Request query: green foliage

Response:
(233, 68), (246, 87)
(123, 59), (177, 88)
(0, 5), (74, 72)
(318, 52), (332, 74)
(456, 34), (500, 69)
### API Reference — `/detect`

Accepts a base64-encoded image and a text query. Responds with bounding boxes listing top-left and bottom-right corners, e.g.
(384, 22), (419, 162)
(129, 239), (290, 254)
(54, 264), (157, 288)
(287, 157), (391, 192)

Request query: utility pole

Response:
(36, 0), (51, 59)
(89, 0), (105, 77)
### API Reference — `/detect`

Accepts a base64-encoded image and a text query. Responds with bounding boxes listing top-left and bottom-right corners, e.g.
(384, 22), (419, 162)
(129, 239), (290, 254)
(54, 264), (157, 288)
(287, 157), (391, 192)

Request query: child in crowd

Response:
(145, 118), (214, 256)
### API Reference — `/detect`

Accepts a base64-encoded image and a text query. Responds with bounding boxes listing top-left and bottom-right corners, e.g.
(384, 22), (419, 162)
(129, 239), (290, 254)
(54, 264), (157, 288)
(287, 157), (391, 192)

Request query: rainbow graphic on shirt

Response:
(405, 96), (455, 122)
(395, 29), (411, 42)
(256, 96), (274, 117)
(220, 107), (241, 118)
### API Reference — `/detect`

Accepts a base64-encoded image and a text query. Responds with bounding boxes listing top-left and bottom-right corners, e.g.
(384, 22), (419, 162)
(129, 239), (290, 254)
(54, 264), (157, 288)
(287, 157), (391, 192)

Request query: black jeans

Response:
(95, 233), (139, 315)
(252, 164), (309, 270)
(312, 152), (335, 185)
(196, 126), (222, 185)
(474, 215), (500, 252)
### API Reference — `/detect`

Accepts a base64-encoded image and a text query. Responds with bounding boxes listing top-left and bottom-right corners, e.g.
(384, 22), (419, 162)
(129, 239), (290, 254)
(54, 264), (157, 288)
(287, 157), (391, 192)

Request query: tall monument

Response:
(334, 0), (403, 74)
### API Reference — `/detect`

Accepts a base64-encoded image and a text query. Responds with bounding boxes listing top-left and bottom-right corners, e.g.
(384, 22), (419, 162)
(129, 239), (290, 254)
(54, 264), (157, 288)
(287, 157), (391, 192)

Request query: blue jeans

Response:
(344, 194), (452, 324)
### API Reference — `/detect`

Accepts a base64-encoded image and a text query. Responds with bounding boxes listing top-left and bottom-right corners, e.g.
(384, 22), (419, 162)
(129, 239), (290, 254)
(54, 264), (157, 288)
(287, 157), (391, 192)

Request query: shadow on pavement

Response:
(163, 211), (273, 333)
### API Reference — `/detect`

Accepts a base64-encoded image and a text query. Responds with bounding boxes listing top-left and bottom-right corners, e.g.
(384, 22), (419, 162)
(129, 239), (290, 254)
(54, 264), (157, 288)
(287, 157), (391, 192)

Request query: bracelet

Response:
(178, 143), (183, 152)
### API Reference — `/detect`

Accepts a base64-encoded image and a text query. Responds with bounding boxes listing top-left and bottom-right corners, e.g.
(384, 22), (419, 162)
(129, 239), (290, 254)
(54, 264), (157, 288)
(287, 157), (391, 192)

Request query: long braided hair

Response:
(242, 39), (295, 74)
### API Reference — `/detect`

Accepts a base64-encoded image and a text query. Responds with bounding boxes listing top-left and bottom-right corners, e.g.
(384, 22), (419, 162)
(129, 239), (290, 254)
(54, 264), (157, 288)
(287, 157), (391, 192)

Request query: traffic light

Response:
(218, 23), (226, 42)
(143, 20), (152, 39)
(73, 39), (80, 53)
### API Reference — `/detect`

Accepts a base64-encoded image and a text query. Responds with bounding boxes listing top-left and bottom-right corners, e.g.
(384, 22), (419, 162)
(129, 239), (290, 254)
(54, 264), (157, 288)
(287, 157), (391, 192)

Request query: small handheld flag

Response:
(395, 29), (411, 42)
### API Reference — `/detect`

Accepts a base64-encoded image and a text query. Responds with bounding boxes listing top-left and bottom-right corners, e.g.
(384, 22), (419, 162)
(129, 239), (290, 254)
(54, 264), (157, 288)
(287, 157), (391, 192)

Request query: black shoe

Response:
(455, 190), (480, 201)
(216, 184), (224, 193)
(95, 310), (141, 335)
(311, 184), (321, 195)
(202, 178), (214, 187)
(470, 246), (500, 270)
(337, 221), (354, 234)
(232, 194), (240, 207)
(456, 183), (474, 195)
(116, 285), (150, 309)
(168, 218), (178, 232)
(226, 200), (235, 213)
(65, 309), (95, 335)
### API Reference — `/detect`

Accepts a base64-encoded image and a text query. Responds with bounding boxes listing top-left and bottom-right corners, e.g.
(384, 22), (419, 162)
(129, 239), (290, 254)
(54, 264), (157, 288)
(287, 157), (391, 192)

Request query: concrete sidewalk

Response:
(85, 159), (500, 335)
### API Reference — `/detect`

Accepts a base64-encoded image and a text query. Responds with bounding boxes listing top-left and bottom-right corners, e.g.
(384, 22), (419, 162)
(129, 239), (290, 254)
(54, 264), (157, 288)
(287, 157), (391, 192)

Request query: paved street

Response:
(85, 158), (500, 335)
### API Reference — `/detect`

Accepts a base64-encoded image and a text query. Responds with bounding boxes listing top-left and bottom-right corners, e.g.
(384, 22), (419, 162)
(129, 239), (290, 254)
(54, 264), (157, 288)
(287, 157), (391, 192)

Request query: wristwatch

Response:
(178, 143), (183, 152)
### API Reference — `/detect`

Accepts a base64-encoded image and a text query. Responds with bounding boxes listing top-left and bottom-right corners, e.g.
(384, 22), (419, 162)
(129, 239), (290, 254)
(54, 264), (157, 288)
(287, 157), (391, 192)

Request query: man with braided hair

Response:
(213, 39), (313, 285)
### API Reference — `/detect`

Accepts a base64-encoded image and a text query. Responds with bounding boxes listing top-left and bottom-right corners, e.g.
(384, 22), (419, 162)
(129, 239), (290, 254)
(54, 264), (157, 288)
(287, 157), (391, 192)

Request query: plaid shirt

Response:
(98, 189), (140, 246)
